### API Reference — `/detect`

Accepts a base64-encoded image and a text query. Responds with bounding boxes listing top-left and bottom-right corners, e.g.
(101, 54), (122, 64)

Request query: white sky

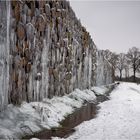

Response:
(70, 1), (140, 53)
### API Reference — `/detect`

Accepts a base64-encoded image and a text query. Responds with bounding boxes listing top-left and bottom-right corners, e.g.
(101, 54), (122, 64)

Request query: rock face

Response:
(0, 0), (114, 110)
(0, 1), (10, 111)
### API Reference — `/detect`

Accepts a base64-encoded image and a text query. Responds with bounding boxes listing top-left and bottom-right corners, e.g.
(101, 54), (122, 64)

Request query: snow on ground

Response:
(52, 82), (140, 140)
(0, 85), (111, 139)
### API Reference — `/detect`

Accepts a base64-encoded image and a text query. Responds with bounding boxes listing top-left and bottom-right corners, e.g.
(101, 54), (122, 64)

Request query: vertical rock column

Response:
(0, 1), (10, 110)
(0, 0), (113, 108)
(9, 1), (50, 104)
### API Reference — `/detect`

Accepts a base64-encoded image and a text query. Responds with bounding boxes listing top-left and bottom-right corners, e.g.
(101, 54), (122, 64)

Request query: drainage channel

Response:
(23, 94), (110, 140)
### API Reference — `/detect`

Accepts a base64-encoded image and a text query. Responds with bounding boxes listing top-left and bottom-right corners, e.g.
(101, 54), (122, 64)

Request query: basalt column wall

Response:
(8, 0), (97, 104)
(0, 1), (10, 111)
(0, 0), (113, 109)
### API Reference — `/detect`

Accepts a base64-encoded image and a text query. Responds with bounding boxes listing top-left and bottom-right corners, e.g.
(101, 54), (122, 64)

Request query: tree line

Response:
(102, 47), (140, 82)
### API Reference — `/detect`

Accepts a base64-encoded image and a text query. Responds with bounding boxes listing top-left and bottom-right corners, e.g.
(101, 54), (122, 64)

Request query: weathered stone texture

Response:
(0, 0), (113, 110)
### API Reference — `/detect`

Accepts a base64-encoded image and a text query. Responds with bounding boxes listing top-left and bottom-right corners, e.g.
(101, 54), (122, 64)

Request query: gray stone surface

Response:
(0, 0), (113, 110)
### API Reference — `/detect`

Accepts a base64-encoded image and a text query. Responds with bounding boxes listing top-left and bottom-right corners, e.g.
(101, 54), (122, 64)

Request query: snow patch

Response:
(56, 82), (140, 140)
(0, 85), (112, 139)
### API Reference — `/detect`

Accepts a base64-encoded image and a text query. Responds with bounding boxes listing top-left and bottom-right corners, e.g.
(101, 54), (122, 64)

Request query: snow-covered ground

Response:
(0, 85), (112, 139)
(53, 82), (140, 140)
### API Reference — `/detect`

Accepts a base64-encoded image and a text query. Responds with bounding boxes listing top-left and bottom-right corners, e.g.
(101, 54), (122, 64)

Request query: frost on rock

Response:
(0, 1), (113, 111)
(0, 1), (10, 111)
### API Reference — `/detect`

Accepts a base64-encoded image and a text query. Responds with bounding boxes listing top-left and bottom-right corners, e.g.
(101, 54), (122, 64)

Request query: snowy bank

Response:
(53, 82), (140, 140)
(0, 85), (115, 139)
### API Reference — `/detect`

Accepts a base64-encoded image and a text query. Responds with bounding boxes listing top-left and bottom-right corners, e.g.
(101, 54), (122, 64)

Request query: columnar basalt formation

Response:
(0, 1), (10, 111)
(0, 0), (113, 111)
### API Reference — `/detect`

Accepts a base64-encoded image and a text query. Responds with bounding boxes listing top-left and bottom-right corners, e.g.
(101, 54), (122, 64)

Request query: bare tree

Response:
(126, 47), (140, 82)
(103, 49), (118, 80)
(116, 53), (126, 80)
(124, 61), (130, 79)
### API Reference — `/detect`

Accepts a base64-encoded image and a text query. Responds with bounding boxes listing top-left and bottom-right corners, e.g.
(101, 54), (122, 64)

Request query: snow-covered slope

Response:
(0, 85), (112, 139)
(0, 84), (114, 139)
(54, 82), (140, 140)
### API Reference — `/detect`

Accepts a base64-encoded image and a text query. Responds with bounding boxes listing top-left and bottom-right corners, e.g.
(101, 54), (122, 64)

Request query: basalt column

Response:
(0, 1), (10, 110)
(0, 0), (113, 110)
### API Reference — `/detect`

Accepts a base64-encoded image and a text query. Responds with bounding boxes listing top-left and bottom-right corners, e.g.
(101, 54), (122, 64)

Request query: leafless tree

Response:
(103, 49), (118, 80)
(116, 53), (126, 80)
(126, 47), (140, 82)
(124, 60), (130, 79)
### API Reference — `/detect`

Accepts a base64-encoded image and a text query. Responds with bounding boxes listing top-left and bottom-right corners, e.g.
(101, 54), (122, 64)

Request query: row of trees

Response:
(102, 47), (140, 82)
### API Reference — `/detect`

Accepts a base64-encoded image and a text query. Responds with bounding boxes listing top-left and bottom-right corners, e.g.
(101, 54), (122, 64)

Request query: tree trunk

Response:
(133, 69), (136, 82)
(119, 70), (122, 81)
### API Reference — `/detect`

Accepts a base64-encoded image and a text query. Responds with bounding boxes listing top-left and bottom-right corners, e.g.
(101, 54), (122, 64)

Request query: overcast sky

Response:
(70, 1), (140, 53)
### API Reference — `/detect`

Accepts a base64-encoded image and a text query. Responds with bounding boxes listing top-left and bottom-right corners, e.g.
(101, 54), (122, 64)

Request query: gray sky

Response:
(70, 1), (140, 53)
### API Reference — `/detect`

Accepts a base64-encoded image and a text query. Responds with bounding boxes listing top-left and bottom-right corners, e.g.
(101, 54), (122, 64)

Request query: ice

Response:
(30, 138), (40, 140)
(91, 86), (109, 95)
(0, 1), (115, 138)
(0, 1), (10, 111)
